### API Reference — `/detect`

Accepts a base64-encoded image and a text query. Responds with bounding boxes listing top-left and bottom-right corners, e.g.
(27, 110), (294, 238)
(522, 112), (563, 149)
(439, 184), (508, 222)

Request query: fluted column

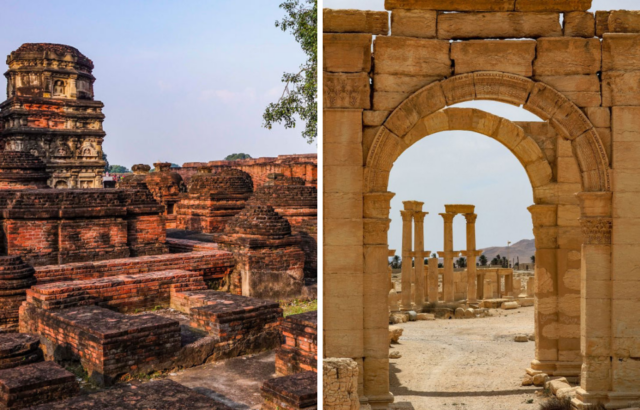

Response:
(413, 208), (427, 309)
(464, 213), (478, 303)
(439, 212), (456, 302)
(400, 209), (414, 310)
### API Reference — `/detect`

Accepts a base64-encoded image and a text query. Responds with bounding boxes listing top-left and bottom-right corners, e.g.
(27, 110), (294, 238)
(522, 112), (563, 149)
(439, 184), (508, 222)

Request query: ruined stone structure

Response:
(250, 173), (318, 278)
(261, 371), (318, 410)
(0, 43), (106, 188)
(119, 163), (186, 228)
(176, 167), (253, 233)
(276, 311), (318, 376)
(218, 204), (306, 300)
(323, 2), (637, 408)
(179, 154), (317, 188)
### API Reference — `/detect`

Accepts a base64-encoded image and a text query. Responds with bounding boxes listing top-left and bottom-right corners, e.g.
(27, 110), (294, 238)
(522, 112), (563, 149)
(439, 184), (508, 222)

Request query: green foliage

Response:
(225, 153), (252, 161)
(539, 397), (572, 410)
(531, 255), (536, 263)
(103, 152), (110, 172)
(389, 255), (401, 269)
(263, 0), (317, 143)
(479, 254), (488, 266)
(281, 299), (317, 317)
(108, 165), (131, 174)
(456, 257), (467, 268)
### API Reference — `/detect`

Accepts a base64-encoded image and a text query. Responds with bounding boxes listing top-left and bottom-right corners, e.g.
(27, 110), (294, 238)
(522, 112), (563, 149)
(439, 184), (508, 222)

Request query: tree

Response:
(431, 253), (437, 259)
(479, 254), (488, 266)
(530, 255), (536, 263)
(103, 153), (110, 173)
(263, 0), (317, 143)
(390, 255), (401, 269)
(225, 153), (252, 161)
(108, 165), (131, 174)
(456, 257), (467, 268)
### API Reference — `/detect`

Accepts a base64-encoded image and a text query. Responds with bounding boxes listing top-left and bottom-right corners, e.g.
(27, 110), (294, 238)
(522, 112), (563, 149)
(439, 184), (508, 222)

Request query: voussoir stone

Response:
(451, 40), (537, 77)
(374, 36), (451, 77)
(515, 0), (592, 12)
(323, 9), (390, 35)
(438, 12), (562, 40)
(385, 0), (515, 12)
(533, 37), (602, 76)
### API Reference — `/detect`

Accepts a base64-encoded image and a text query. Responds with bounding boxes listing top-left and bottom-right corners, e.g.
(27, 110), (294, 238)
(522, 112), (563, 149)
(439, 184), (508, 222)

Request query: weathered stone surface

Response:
(451, 40), (536, 76)
(385, 0), (514, 11)
(323, 34), (372, 73)
(323, 358), (359, 410)
(515, 0), (592, 12)
(261, 372), (317, 410)
(596, 11), (611, 36)
(373, 36), (451, 76)
(603, 34), (640, 71)
(391, 9), (436, 38)
(502, 301), (520, 309)
(584, 107), (611, 129)
(438, 12), (562, 39)
(373, 74), (440, 94)
(603, 71), (640, 107)
(0, 361), (78, 409)
(275, 311), (317, 376)
(533, 38), (602, 76)
(515, 334), (529, 342)
(609, 10), (640, 33)
(534, 75), (601, 107)
(533, 373), (550, 386)
(324, 72), (371, 109)
(364, 111), (391, 127)
(323, 9), (389, 35)
(564, 11), (595, 37)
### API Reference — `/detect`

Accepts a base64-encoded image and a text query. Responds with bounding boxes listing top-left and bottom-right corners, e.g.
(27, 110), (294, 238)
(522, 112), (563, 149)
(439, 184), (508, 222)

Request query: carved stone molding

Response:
(580, 217), (612, 245)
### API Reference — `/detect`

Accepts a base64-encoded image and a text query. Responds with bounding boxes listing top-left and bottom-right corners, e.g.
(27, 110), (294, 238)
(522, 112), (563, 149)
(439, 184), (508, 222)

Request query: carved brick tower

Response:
(0, 43), (106, 188)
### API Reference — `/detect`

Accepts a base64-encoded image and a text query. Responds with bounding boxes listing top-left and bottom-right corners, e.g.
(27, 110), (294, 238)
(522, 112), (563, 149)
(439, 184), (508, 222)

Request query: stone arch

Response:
(364, 72), (611, 194)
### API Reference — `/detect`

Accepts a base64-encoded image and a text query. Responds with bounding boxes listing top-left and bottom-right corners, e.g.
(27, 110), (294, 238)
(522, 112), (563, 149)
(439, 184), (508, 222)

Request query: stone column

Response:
(400, 209), (414, 310)
(388, 249), (396, 291)
(464, 213), (478, 303)
(428, 256), (439, 304)
(505, 270), (514, 297)
(439, 212), (456, 303)
(476, 270), (485, 300)
(413, 208), (427, 310)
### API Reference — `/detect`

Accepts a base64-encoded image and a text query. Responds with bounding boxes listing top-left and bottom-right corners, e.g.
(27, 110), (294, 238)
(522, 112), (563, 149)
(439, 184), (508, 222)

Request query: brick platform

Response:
(0, 361), (78, 409)
(0, 256), (36, 331)
(0, 333), (42, 370)
(20, 305), (181, 386)
(26, 270), (207, 312)
(261, 371), (318, 410)
(166, 237), (220, 253)
(29, 379), (234, 409)
(172, 290), (283, 359)
(276, 311), (317, 376)
(33, 250), (235, 286)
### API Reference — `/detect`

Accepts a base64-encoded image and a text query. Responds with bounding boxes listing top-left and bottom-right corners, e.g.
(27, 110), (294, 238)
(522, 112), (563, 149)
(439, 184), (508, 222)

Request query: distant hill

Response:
(479, 239), (535, 264)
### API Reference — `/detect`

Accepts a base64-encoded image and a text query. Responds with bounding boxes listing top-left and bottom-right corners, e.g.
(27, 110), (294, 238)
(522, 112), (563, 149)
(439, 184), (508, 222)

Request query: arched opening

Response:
(357, 74), (612, 409)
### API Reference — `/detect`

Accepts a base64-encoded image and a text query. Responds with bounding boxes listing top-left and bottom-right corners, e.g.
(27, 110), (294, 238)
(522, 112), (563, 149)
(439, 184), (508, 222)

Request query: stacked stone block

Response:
(0, 256), (36, 331)
(218, 204), (306, 300)
(0, 151), (50, 189)
(29, 379), (234, 410)
(0, 188), (167, 266)
(172, 290), (282, 359)
(176, 167), (253, 233)
(20, 305), (181, 386)
(323, 358), (360, 410)
(0, 333), (42, 370)
(26, 270), (207, 312)
(275, 311), (317, 376)
(261, 371), (317, 410)
(0, 361), (78, 409)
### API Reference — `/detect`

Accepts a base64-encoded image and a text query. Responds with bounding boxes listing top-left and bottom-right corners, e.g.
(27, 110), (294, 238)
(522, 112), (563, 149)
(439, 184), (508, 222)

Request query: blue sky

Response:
(324, 0), (625, 252)
(0, 0), (315, 168)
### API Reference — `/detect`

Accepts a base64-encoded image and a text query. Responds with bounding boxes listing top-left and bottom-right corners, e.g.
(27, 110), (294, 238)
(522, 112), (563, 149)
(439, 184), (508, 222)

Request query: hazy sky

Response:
(0, 1), (316, 169)
(324, 0), (624, 253)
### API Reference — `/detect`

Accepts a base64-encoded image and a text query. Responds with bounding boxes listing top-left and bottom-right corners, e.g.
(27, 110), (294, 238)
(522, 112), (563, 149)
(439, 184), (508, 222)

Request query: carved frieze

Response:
(323, 72), (370, 109)
(580, 217), (612, 245)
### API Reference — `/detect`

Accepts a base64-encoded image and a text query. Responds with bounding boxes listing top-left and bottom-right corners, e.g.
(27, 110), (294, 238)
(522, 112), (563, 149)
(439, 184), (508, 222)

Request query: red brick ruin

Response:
(0, 42), (316, 409)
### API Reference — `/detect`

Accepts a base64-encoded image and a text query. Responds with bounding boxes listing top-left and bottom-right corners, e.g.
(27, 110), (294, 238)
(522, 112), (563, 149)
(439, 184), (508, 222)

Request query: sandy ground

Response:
(390, 307), (544, 410)
(169, 351), (277, 409)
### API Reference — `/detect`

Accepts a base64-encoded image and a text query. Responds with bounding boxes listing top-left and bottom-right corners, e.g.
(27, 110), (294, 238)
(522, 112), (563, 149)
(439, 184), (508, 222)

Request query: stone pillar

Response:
(464, 213), (479, 303)
(575, 192), (613, 408)
(505, 270), (514, 297)
(400, 209), (414, 310)
(527, 277), (535, 297)
(388, 249), (396, 291)
(477, 270), (485, 300)
(413, 207), (427, 310)
(428, 256), (439, 304)
(528, 205), (559, 376)
(439, 212), (456, 303)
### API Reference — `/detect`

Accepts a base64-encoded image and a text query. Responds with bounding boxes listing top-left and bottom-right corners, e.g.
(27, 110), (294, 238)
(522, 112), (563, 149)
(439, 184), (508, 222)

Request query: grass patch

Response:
(281, 299), (317, 317)
(539, 397), (572, 410)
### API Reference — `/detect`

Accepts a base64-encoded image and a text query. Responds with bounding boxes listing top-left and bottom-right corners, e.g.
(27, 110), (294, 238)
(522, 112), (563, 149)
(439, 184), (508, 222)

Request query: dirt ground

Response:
(390, 306), (545, 410)
(169, 350), (277, 409)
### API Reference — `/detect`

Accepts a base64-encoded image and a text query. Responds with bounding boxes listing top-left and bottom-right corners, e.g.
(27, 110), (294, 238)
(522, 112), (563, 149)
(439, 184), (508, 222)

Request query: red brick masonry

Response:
(261, 371), (317, 410)
(0, 361), (78, 409)
(0, 333), (42, 370)
(275, 311), (317, 376)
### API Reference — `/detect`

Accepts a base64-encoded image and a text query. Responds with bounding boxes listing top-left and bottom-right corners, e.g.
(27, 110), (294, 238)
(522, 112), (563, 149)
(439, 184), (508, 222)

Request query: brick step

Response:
(261, 372), (317, 410)
(0, 361), (78, 409)
(0, 333), (42, 370)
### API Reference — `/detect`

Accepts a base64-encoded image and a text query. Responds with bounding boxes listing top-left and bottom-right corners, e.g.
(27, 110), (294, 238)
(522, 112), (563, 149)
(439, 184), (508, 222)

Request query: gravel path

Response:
(389, 307), (544, 410)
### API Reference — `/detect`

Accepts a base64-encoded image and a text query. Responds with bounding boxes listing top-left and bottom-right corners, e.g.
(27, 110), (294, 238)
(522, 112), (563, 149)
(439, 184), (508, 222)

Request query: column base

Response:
(528, 360), (581, 378)
(571, 388), (640, 409)
(367, 393), (394, 409)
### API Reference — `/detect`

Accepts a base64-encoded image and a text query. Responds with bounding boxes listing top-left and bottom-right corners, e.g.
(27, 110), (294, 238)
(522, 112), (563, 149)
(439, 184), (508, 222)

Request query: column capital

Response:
(400, 210), (414, 222)
(439, 212), (456, 223)
(413, 211), (428, 223)
(464, 213), (478, 224)
(580, 217), (612, 245)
